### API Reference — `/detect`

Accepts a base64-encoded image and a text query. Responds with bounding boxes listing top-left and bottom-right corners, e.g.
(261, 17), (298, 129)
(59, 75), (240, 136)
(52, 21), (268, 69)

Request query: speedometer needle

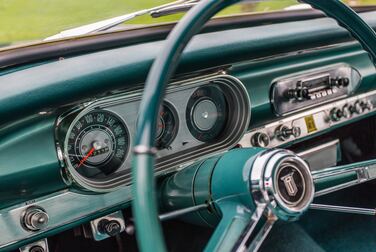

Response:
(77, 147), (95, 168)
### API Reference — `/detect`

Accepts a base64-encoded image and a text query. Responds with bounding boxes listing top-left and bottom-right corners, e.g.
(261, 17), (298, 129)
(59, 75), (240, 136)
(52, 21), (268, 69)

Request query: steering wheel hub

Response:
(251, 149), (314, 221)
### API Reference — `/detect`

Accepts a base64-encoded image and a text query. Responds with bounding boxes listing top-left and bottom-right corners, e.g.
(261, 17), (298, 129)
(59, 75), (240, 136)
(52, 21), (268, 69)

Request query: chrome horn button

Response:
(250, 149), (314, 221)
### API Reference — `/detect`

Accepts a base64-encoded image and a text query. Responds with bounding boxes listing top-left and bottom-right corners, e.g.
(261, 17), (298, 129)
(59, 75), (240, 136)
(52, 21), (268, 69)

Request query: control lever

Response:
(310, 204), (376, 216)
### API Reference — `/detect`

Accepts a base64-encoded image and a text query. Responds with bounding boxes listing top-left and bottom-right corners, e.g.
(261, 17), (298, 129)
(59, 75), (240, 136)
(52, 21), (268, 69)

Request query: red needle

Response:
(77, 147), (95, 168)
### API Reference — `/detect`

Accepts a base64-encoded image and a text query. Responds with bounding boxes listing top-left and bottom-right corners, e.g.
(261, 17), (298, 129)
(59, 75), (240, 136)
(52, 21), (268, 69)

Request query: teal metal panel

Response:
(0, 115), (66, 209)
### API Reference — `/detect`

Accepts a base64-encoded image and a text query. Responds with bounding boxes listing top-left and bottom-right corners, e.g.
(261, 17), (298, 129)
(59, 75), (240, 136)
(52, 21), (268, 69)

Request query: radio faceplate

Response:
(240, 90), (376, 149)
(271, 64), (361, 116)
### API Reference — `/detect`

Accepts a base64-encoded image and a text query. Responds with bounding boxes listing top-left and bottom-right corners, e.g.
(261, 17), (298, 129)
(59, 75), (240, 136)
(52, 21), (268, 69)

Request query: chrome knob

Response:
(276, 125), (301, 141)
(349, 101), (363, 115)
(22, 206), (49, 231)
(342, 104), (351, 119)
(251, 132), (270, 147)
(360, 100), (373, 111)
(330, 107), (343, 122)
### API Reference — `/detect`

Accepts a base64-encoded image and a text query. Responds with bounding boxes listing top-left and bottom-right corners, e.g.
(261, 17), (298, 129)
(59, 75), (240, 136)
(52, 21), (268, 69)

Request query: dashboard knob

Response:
(98, 219), (122, 237)
(29, 246), (45, 252)
(360, 100), (373, 111)
(330, 107), (344, 122)
(338, 77), (350, 87)
(331, 77), (350, 87)
(22, 206), (49, 231)
(251, 132), (270, 147)
(341, 105), (351, 119)
(276, 125), (301, 141)
(349, 101), (363, 115)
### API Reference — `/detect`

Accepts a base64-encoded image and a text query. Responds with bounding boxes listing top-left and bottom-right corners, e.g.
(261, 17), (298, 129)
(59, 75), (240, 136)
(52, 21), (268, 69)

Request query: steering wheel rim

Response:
(132, 1), (376, 252)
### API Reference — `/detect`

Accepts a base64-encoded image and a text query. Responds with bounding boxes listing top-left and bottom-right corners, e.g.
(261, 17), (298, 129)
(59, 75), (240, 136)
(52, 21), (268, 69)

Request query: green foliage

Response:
(0, 0), (373, 45)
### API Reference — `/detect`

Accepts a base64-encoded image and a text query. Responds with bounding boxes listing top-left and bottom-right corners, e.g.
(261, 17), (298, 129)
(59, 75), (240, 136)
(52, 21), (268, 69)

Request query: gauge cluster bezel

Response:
(55, 74), (251, 192)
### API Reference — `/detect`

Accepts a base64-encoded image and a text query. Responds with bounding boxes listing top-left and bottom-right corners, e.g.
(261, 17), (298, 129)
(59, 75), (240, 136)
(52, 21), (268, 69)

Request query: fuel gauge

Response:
(155, 102), (179, 149)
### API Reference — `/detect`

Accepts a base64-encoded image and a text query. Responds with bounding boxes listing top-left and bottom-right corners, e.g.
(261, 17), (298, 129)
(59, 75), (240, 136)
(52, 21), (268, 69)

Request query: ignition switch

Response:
(98, 219), (122, 237)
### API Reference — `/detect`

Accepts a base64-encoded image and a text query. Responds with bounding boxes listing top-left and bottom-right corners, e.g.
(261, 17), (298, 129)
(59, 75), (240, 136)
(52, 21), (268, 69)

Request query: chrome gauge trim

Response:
(62, 109), (131, 192)
(55, 73), (251, 192)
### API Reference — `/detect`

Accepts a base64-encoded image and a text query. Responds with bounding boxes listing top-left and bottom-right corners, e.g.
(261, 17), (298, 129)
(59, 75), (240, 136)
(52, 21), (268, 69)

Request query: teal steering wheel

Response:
(132, 1), (376, 251)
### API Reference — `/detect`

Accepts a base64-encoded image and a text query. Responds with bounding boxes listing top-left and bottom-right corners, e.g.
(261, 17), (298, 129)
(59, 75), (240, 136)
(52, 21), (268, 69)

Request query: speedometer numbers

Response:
(66, 110), (129, 179)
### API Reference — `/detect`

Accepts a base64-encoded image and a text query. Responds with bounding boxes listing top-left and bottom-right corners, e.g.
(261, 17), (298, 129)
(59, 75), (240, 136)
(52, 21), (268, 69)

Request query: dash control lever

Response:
(276, 125), (301, 141)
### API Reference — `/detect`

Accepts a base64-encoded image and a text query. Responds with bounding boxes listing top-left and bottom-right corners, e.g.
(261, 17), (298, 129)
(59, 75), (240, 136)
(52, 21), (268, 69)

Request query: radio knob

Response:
(338, 77), (350, 87)
(22, 206), (49, 231)
(331, 77), (350, 87)
(276, 125), (301, 141)
(251, 132), (270, 147)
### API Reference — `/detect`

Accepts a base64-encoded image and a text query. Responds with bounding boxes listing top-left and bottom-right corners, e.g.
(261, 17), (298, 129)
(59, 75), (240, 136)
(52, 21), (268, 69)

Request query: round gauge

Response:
(155, 102), (178, 149)
(65, 110), (129, 180)
(186, 85), (228, 142)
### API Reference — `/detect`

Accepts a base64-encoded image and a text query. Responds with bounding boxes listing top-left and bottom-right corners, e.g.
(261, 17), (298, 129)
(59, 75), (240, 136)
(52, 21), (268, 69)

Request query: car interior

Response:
(2, 0), (376, 251)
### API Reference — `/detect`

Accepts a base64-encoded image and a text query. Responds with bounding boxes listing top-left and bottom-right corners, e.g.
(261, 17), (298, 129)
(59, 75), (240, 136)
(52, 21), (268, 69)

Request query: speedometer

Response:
(65, 110), (129, 180)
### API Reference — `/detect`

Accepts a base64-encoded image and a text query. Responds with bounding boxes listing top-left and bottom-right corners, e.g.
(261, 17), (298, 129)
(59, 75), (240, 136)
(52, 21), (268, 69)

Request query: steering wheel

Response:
(132, 0), (376, 251)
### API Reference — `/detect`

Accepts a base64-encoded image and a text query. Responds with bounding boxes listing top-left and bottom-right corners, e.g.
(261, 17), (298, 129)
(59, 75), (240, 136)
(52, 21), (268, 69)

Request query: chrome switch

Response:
(21, 206), (49, 231)
(276, 125), (301, 141)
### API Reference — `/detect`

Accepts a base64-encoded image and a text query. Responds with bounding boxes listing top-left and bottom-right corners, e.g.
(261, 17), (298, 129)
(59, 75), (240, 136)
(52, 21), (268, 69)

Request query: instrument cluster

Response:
(56, 74), (250, 192)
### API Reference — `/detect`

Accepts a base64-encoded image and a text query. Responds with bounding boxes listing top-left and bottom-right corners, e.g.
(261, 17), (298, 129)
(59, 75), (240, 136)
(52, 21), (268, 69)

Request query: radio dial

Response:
(331, 77), (350, 88)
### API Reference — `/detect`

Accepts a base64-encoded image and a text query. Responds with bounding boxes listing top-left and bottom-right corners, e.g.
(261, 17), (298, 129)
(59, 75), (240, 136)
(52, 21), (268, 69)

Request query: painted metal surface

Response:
(0, 115), (66, 209)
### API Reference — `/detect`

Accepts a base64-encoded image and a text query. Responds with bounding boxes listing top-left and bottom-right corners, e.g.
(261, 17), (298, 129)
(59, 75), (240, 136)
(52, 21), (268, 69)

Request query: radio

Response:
(271, 64), (361, 116)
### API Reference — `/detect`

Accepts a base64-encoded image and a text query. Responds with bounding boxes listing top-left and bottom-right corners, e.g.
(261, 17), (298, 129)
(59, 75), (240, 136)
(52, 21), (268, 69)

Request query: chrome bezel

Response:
(251, 149), (314, 221)
(55, 73), (251, 192)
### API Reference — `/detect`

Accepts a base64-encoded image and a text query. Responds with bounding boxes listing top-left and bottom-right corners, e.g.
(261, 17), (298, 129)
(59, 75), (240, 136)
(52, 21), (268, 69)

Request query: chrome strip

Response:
(313, 161), (376, 197)
(310, 204), (376, 215)
(0, 187), (131, 249)
(297, 139), (339, 157)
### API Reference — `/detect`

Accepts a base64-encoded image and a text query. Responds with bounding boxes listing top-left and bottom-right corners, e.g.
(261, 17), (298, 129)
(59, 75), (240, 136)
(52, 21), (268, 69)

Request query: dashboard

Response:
(1, 11), (376, 251)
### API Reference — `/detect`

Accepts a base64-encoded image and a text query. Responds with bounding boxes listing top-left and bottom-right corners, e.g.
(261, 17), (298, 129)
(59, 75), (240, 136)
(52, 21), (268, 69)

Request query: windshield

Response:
(0, 0), (374, 48)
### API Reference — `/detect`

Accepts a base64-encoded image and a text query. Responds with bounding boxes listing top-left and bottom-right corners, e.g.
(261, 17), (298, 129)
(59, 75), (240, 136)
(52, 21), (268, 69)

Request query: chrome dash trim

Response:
(240, 89), (376, 149)
(0, 187), (131, 249)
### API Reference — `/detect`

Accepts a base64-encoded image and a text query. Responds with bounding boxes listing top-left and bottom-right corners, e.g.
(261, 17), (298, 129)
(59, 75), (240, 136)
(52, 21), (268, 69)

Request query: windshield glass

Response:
(0, 0), (374, 48)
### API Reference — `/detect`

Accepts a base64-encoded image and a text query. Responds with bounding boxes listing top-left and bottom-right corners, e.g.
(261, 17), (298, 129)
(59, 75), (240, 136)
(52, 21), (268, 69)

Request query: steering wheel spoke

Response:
(206, 202), (275, 252)
(313, 159), (376, 197)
